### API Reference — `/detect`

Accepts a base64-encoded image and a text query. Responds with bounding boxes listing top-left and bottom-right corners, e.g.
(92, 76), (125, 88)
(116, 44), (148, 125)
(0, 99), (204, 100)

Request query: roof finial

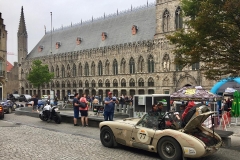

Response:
(147, 0), (148, 7)
(81, 19), (82, 25)
(117, 9), (118, 15)
(71, 22), (72, 27)
(92, 16), (93, 22)
(104, 12), (105, 19)
(131, 5), (132, 11)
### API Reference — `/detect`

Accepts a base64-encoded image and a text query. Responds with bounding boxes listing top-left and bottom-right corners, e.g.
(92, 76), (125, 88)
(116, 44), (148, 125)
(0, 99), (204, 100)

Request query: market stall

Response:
(170, 86), (222, 128)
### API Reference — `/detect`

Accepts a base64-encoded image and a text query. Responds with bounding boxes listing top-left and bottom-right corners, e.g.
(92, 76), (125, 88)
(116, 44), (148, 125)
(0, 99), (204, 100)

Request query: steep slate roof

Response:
(27, 4), (156, 59)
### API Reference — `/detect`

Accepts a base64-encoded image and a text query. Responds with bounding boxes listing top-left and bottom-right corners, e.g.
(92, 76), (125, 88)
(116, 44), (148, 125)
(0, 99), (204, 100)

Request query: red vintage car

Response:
(0, 105), (4, 119)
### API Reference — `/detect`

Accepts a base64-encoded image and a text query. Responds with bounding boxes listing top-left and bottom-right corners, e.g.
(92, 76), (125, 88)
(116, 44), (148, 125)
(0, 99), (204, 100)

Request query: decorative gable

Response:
(56, 42), (61, 49)
(76, 37), (82, 45)
(132, 25), (138, 35)
(101, 32), (107, 41)
(38, 45), (43, 52)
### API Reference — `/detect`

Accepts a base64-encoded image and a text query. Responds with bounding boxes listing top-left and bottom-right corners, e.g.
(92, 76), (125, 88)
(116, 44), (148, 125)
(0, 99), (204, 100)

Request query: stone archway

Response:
(176, 74), (197, 90)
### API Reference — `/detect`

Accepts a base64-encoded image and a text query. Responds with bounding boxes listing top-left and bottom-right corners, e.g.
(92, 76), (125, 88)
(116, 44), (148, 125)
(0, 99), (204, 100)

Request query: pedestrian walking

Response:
(79, 93), (89, 127)
(73, 93), (80, 126)
(104, 92), (119, 121)
(31, 95), (39, 112)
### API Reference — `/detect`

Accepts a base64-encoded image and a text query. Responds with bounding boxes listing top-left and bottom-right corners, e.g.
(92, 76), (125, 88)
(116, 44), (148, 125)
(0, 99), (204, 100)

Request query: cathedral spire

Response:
(17, 6), (28, 64)
(18, 6), (27, 35)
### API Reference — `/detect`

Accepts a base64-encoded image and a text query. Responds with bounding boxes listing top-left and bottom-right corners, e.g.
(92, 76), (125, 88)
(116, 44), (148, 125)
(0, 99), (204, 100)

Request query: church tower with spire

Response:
(18, 6), (28, 64)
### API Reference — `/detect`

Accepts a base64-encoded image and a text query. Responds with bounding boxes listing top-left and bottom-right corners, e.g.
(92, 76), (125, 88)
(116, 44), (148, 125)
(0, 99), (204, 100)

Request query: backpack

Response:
(79, 102), (86, 108)
(79, 98), (87, 108)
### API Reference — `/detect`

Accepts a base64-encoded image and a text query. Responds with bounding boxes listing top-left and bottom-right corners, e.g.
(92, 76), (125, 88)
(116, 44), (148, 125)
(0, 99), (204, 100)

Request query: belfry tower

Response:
(17, 6), (28, 64)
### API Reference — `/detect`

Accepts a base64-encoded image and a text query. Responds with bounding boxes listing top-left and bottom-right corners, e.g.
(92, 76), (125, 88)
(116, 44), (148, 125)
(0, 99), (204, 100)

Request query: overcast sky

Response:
(0, 0), (155, 64)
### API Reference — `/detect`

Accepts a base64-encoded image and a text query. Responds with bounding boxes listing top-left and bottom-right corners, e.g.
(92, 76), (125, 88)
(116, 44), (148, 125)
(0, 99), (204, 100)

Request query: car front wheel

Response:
(100, 126), (115, 148)
(157, 137), (182, 160)
(7, 107), (12, 114)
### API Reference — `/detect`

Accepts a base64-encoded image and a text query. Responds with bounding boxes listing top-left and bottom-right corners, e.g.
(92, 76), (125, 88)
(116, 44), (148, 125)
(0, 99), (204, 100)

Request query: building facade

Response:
(18, 0), (216, 100)
(0, 13), (8, 100)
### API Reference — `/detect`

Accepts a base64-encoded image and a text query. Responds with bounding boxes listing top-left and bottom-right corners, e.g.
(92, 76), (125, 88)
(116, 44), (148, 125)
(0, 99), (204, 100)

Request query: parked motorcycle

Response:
(39, 104), (62, 124)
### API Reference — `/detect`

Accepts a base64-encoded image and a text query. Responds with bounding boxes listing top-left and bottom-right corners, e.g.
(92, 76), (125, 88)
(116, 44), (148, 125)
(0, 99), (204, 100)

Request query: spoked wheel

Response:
(100, 126), (116, 148)
(13, 103), (17, 110)
(157, 137), (182, 160)
(7, 107), (12, 114)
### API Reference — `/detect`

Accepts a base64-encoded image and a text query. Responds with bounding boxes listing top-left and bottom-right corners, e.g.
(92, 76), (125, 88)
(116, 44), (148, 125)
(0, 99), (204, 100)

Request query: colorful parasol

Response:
(170, 86), (222, 101)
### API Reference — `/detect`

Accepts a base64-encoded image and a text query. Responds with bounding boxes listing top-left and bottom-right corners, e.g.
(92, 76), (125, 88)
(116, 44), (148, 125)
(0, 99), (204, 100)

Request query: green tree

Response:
(167, 0), (240, 80)
(27, 60), (54, 97)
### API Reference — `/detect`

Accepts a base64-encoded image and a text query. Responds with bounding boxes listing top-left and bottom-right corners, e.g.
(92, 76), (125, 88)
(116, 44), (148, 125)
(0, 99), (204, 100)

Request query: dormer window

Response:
(102, 32), (107, 41)
(76, 37), (82, 45)
(132, 25), (138, 35)
(38, 45), (43, 52)
(56, 42), (61, 49)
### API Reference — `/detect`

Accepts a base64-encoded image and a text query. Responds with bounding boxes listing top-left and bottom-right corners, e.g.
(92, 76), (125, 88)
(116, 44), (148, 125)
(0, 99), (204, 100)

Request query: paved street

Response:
(1, 113), (240, 160)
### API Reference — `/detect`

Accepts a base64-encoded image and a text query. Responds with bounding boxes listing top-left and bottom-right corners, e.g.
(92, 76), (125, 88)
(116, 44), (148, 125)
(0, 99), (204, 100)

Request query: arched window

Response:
(105, 79), (110, 87)
(129, 57), (135, 74)
(92, 80), (96, 87)
(148, 77), (154, 87)
(138, 56), (144, 72)
(72, 64), (76, 77)
(56, 65), (59, 77)
(148, 55), (154, 73)
(61, 65), (65, 77)
(121, 58), (126, 74)
(84, 62), (89, 76)
(85, 80), (89, 88)
(67, 81), (71, 88)
(113, 79), (118, 87)
(163, 10), (170, 32)
(25, 83), (28, 88)
(98, 79), (103, 87)
(67, 64), (71, 77)
(98, 61), (103, 76)
(62, 81), (65, 88)
(78, 63), (82, 76)
(79, 80), (82, 87)
(113, 59), (118, 75)
(51, 81), (54, 88)
(138, 78), (144, 87)
(56, 81), (60, 88)
(105, 60), (110, 75)
(91, 62), (95, 76)
(73, 80), (77, 88)
(175, 6), (183, 30)
(121, 79), (126, 87)
(129, 78), (135, 87)
(51, 66), (54, 75)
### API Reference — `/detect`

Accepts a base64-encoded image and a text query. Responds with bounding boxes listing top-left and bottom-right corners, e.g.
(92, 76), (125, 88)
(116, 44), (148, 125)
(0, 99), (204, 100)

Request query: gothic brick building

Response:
(18, 0), (216, 100)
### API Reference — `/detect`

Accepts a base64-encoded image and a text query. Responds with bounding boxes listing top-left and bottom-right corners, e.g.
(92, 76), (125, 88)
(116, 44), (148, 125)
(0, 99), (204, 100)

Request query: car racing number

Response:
(137, 129), (149, 143)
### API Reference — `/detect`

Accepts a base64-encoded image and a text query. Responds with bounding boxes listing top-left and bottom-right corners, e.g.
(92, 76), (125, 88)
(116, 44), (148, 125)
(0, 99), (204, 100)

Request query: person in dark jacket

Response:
(31, 95), (39, 112)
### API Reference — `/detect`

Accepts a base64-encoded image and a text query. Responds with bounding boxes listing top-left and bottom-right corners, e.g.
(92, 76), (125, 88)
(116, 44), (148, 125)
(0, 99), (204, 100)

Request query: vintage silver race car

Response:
(99, 106), (222, 160)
